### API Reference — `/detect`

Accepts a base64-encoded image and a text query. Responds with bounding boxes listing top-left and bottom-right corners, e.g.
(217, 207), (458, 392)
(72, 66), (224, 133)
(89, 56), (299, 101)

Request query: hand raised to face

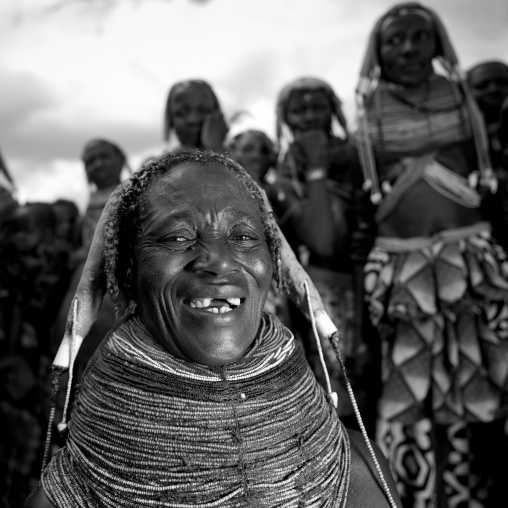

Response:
(294, 130), (330, 170)
(170, 85), (218, 148)
(200, 111), (229, 152)
(135, 161), (273, 366)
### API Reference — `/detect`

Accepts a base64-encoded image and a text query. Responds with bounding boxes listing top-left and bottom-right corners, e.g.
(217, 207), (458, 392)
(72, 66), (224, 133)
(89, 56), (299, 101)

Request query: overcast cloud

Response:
(0, 0), (507, 209)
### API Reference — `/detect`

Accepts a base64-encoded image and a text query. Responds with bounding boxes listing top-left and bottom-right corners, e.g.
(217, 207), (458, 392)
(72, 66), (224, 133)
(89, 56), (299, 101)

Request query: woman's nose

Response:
(303, 108), (316, 122)
(191, 241), (240, 276)
(187, 110), (204, 125)
(401, 38), (416, 55)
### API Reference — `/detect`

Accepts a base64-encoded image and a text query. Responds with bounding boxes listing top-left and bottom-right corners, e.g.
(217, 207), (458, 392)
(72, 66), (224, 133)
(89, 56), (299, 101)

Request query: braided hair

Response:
(103, 148), (284, 318)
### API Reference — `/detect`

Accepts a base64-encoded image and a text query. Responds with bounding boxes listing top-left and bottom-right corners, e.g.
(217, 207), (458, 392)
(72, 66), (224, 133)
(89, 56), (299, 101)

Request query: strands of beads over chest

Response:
(42, 314), (351, 507)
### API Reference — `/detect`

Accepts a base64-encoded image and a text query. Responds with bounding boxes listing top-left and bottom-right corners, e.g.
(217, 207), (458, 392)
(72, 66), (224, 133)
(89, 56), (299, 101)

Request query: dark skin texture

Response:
(376, 14), (483, 238)
(82, 142), (123, 190)
(136, 162), (273, 366)
(283, 89), (349, 260)
(170, 86), (228, 151)
(26, 163), (402, 507)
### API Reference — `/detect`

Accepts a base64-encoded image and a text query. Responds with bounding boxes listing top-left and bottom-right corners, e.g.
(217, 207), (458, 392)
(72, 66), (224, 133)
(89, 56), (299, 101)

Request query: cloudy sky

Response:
(1, 0), (507, 210)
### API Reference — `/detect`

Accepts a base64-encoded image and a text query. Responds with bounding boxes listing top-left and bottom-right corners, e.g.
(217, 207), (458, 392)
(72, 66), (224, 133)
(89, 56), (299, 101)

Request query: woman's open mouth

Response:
(187, 297), (245, 314)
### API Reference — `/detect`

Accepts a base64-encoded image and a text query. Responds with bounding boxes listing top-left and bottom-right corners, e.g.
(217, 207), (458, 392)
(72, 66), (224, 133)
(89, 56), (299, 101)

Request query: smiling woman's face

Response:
(135, 161), (273, 366)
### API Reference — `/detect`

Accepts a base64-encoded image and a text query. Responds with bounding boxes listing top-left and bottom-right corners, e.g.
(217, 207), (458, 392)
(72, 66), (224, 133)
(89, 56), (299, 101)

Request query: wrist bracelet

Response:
(306, 168), (327, 182)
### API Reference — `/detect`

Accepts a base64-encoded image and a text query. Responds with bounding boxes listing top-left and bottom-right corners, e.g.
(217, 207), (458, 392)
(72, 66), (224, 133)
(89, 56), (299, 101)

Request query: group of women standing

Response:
(2, 2), (508, 507)
(154, 4), (508, 507)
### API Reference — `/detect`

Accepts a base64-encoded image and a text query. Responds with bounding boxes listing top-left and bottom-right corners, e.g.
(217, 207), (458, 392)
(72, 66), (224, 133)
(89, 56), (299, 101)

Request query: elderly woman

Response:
(26, 149), (400, 508)
(351, 3), (508, 506)
(51, 139), (130, 384)
(163, 79), (228, 152)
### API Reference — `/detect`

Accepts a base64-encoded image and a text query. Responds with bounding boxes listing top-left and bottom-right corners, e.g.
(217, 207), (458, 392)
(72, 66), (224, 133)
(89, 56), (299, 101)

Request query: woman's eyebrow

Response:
(226, 208), (259, 223)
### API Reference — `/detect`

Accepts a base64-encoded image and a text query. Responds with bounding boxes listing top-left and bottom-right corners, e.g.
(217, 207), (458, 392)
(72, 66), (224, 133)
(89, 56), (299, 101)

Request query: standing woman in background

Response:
(467, 61), (508, 169)
(163, 79), (228, 152)
(52, 139), (129, 383)
(352, 3), (508, 506)
(274, 77), (376, 432)
(227, 124), (292, 327)
(0, 148), (18, 222)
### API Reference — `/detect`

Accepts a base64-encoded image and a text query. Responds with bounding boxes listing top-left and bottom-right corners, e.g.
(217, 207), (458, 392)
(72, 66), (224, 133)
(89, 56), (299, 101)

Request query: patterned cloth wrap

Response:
(365, 222), (508, 425)
(41, 313), (351, 507)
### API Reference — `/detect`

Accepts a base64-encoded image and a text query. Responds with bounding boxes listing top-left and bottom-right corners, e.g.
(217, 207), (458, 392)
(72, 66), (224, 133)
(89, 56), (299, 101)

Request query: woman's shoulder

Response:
(346, 429), (402, 508)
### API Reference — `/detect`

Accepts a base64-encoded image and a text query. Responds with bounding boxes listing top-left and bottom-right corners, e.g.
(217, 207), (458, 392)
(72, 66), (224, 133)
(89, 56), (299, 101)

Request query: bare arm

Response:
(288, 132), (338, 257)
(346, 430), (402, 508)
(24, 485), (56, 508)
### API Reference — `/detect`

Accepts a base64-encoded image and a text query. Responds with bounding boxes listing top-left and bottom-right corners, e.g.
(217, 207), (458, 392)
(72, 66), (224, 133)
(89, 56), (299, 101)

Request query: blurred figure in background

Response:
(0, 203), (68, 507)
(80, 139), (128, 250)
(227, 120), (292, 328)
(163, 79), (229, 152)
(0, 148), (18, 223)
(498, 97), (508, 166)
(352, 3), (508, 506)
(227, 126), (276, 186)
(52, 139), (129, 383)
(51, 199), (81, 269)
(273, 77), (376, 432)
(467, 61), (508, 168)
(467, 64), (508, 251)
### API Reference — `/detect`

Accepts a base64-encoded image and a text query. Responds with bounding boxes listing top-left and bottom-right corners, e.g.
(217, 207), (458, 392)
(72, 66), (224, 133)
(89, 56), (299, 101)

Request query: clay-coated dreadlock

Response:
(103, 148), (284, 318)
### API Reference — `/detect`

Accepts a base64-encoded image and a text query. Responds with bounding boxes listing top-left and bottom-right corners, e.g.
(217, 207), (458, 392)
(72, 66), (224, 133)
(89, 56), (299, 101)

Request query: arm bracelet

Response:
(305, 168), (327, 182)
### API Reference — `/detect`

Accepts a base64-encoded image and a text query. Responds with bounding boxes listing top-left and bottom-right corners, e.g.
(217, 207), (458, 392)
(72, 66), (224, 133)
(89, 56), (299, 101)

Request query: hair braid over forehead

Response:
(103, 148), (284, 318)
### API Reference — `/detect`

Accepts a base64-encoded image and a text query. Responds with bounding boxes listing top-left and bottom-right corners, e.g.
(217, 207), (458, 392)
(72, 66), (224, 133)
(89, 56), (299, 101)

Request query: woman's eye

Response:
(161, 235), (193, 245)
(417, 31), (430, 41)
(231, 231), (258, 243)
(388, 36), (402, 46)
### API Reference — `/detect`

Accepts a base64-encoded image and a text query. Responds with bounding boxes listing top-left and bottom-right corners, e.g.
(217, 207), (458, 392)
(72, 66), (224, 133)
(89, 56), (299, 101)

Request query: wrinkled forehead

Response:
(143, 162), (262, 222)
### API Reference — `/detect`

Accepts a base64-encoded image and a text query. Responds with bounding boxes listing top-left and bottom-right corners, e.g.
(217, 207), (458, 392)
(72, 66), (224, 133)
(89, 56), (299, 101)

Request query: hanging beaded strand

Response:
(40, 365), (66, 476)
(303, 267), (397, 507)
(40, 298), (79, 474)
(57, 297), (79, 436)
(328, 331), (398, 508)
(303, 280), (337, 408)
